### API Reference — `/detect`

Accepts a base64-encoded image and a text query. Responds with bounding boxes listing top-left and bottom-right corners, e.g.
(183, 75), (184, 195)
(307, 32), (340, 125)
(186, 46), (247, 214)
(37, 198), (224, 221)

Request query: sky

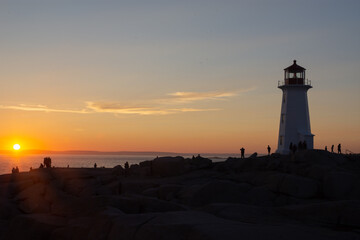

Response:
(0, 0), (359, 153)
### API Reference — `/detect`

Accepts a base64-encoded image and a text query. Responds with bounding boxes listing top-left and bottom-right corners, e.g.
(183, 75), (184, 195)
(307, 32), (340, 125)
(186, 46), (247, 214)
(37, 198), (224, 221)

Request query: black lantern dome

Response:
(284, 60), (306, 85)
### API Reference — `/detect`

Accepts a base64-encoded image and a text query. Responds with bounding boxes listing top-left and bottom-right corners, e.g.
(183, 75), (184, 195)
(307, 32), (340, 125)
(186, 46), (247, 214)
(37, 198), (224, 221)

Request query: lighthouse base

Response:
(276, 131), (314, 155)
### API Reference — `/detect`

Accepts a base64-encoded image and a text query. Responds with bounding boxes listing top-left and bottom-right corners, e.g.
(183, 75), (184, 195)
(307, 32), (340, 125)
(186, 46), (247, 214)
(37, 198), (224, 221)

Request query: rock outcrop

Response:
(0, 150), (359, 240)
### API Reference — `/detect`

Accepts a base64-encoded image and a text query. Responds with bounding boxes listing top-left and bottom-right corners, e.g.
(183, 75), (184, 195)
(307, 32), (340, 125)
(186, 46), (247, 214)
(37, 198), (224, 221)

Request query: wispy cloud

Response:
(0, 89), (253, 116)
(86, 102), (218, 115)
(0, 104), (89, 114)
(167, 91), (236, 102)
(162, 88), (255, 104)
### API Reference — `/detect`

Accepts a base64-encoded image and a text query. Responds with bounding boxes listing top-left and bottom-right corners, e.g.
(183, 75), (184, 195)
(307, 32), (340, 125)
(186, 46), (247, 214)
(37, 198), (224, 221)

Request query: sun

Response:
(13, 144), (21, 151)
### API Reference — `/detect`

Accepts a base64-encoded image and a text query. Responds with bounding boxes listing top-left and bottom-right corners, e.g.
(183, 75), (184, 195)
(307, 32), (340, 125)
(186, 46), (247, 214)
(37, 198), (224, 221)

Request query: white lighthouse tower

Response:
(276, 60), (314, 154)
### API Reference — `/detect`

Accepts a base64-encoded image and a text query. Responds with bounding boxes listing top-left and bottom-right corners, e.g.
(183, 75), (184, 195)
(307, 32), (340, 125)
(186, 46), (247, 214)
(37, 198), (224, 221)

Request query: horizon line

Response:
(0, 149), (245, 155)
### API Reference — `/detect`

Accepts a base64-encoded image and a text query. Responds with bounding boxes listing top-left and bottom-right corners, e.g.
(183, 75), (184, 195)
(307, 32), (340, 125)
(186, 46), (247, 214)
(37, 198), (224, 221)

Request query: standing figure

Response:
(338, 144), (341, 154)
(124, 161), (129, 169)
(267, 145), (271, 155)
(325, 146), (327, 151)
(303, 141), (307, 150)
(298, 141), (303, 150)
(289, 142), (293, 153)
(94, 163), (97, 168)
(331, 145), (334, 153)
(124, 161), (130, 176)
(240, 148), (245, 159)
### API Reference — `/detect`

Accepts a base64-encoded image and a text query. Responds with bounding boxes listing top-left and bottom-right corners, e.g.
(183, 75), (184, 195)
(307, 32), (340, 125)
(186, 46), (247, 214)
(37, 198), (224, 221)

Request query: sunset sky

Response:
(1, 0), (359, 153)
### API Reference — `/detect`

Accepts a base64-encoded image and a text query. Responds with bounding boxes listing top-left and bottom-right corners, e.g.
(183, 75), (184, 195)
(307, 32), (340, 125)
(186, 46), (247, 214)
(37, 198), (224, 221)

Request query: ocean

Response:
(0, 153), (242, 175)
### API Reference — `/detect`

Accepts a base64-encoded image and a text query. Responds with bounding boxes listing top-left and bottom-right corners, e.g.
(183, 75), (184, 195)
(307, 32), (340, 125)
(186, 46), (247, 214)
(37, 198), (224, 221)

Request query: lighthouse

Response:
(276, 60), (314, 154)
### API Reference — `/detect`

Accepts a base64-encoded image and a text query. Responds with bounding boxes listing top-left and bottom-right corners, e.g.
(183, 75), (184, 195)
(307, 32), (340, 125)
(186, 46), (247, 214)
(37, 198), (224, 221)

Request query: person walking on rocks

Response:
(331, 145), (334, 153)
(338, 144), (341, 154)
(267, 145), (271, 155)
(325, 146), (328, 151)
(240, 147), (245, 159)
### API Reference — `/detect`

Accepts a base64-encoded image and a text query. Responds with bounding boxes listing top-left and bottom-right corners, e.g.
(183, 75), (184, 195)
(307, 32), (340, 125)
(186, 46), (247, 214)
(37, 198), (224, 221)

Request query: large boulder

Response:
(121, 179), (157, 194)
(152, 156), (188, 176)
(277, 200), (360, 228)
(142, 184), (183, 200)
(201, 203), (282, 224)
(157, 184), (183, 201)
(187, 156), (213, 170)
(267, 174), (319, 199)
(187, 180), (252, 206)
(323, 172), (360, 199)
(94, 195), (186, 214)
(63, 178), (98, 196)
(0, 198), (21, 220)
(15, 182), (50, 213)
(246, 186), (277, 206)
(4, 214), (66, 240)
(51, 215), (114, 240)
(50, 196), (102, 217)
(131, 211), (237, 240)
(108, 213), (159, 240)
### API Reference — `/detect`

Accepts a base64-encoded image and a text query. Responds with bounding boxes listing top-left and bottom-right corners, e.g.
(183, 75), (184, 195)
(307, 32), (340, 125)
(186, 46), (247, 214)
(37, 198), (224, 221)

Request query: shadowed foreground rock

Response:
(0, 151), (359, 239)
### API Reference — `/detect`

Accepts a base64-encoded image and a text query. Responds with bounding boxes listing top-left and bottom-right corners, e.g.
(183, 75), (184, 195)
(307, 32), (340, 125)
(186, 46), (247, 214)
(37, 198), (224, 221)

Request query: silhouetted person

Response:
(67, 165), (69, 168)
(94, 163), (97, 168)
(11, 167), (15, 174)
(338, 144), (341, 154)
(124, 161), (129, 176)
(298, 141), (303, 150)
(240, 148), (245, 158)
(289, 142), (293, 153)
(325, 146), (327, 151)
(267, 145), (271, 155)
(303, 141), (307, 150)
(43, 157), (52, 168)
(331, 145), (334, 153)
(40, 163), (44, 168)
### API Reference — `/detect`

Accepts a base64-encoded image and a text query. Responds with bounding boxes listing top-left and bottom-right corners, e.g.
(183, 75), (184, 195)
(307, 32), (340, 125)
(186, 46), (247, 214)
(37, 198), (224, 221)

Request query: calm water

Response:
(0, 153), (241, 175)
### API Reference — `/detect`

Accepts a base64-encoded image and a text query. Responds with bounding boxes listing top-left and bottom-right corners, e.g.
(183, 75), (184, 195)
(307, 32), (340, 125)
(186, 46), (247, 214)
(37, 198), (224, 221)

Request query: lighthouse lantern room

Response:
(276, 60), (314, 154)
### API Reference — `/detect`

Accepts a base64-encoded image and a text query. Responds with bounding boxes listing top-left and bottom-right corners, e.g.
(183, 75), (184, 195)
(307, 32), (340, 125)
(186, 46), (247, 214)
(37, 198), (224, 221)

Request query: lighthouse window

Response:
(289, 73), (294, 78)
(296, 72), (302, 78)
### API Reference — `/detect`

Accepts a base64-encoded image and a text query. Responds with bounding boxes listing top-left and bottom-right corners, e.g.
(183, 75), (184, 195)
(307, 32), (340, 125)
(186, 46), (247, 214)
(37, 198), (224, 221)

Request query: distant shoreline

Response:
(0, 150), (242, 156)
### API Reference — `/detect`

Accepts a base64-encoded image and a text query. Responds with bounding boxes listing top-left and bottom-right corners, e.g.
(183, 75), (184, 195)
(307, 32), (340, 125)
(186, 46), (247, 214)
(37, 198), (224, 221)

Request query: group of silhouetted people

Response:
(11, 166), (19, 174)
(324, 144), (341, 154)
(39, 157), (52, 168)
(289, 141), (307, 154)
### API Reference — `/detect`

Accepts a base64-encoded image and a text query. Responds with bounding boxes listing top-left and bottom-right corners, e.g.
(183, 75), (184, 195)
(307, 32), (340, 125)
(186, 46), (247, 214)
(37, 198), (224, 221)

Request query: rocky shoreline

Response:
(0, 150), (359, 239)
